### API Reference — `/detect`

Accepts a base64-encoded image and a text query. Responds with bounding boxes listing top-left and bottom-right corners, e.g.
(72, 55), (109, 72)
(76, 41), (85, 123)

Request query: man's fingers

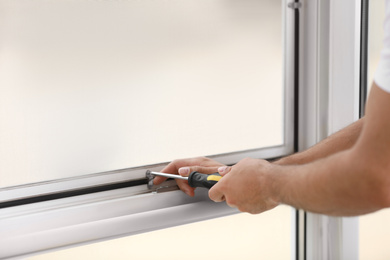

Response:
(178, 166), (221, 177)
(218, 166), (232, 176)
(176, 179), (195, 197)
(151, 157), (225, 196)
(155, 164), (223, 185)
(226, 202), (237, 209)
(153, 159), (193, 185)
(209, 186), (226, 202)
(153, 176), (194, 196)
(153, 176), (167, 185)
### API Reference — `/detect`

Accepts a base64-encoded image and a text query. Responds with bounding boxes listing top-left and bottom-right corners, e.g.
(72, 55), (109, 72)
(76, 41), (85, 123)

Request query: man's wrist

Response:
(273, 152), (308, 166)
(273, 156), (292, 166)
(267, 163), (291, 206)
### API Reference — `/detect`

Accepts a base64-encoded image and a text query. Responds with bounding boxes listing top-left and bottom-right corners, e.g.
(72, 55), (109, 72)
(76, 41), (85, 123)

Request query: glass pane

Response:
(31, 206), (292, 260)
(0, 0), (284, 187)
(360, 2), (389, 259)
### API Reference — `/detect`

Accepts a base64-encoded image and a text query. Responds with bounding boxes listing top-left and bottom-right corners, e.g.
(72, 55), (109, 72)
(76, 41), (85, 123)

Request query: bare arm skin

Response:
(275, 117), (364, 166)
(209, 83), (390, 216)
(156, 114), (364, 197)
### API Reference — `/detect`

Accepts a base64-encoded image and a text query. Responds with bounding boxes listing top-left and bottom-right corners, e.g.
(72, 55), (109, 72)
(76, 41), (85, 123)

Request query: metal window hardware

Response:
(288, 2), (302, 9)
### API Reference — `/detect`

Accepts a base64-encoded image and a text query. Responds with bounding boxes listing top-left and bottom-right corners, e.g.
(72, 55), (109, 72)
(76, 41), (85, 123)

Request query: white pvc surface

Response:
(0, 0), (283, 187)
(31, 206), (292, 260)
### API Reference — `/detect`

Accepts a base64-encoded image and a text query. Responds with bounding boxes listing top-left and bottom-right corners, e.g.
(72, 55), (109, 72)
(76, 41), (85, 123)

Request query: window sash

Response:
(0, 0), (296, 258)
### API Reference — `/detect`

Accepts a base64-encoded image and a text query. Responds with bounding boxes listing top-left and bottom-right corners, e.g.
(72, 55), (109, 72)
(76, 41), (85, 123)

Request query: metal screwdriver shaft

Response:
(148, 171), (188, 180)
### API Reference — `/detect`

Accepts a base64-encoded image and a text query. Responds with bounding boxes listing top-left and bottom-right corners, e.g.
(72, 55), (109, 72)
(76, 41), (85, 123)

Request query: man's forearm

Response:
(209, 85), (390, 216)
(275, 149), (384, 216)
(275, 117), (365, 166)
(275, 85), (390, 216)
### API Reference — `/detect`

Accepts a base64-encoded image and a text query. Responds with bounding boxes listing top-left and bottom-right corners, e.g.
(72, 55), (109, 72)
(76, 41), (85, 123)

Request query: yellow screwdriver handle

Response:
(188, 172), (222, 189)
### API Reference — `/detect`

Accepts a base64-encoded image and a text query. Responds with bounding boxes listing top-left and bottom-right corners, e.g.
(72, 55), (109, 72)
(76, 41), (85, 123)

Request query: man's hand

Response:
(153, 157), (225, 196)
(209, 158), (280, 214)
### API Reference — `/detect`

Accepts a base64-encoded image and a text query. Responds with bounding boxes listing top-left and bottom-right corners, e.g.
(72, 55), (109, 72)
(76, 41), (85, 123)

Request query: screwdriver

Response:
(146, 170), (222, 189)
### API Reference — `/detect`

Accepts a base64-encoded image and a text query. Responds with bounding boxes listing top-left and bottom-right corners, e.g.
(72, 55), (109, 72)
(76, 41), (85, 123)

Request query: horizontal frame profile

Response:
(0, 0), (296, 258)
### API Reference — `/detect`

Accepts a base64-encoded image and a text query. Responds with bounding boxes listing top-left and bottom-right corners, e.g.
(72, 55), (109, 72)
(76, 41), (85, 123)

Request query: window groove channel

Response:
(0, 178), (149, 209)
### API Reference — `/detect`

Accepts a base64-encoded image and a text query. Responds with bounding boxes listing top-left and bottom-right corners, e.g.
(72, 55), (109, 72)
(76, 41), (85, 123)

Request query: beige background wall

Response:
(359, 1), (390, 259)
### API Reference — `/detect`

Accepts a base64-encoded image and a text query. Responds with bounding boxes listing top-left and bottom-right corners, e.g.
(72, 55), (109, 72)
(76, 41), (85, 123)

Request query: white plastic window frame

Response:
(299, 0), (361, 259)
(0, 1), (297, 259)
